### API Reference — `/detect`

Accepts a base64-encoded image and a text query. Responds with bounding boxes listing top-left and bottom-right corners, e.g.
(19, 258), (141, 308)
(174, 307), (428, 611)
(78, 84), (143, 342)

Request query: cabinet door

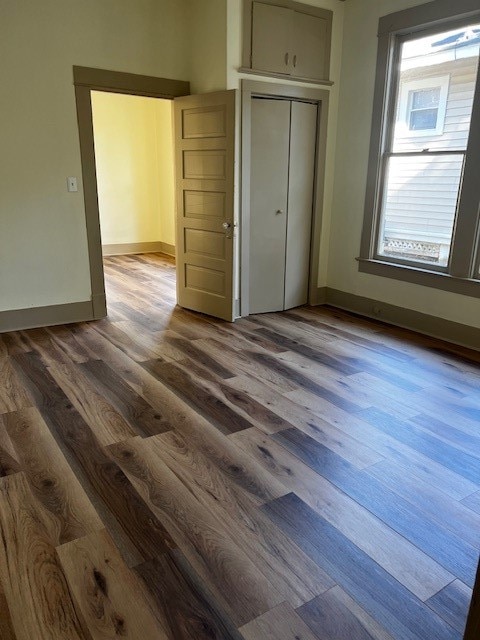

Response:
(284, 101), (317, 310)
(249, 98), (290, 314)
(251, 2), (293, 75)
(292, 11), (329, 80)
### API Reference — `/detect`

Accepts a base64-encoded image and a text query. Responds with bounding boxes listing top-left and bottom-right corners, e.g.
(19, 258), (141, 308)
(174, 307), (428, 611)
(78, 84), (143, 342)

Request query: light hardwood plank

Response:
(57, 529), (168, 639)
(0, 473), (88, 640)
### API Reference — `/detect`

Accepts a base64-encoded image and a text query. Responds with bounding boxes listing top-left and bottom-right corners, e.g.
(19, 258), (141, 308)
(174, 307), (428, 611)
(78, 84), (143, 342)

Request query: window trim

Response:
(359, 0), (480, 299)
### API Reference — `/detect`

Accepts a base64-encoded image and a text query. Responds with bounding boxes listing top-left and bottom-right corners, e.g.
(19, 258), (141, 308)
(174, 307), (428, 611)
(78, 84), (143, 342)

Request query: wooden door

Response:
(174, 91), (236, 322)
(284, 101), (317, 310)
(249, 98), (291, 314)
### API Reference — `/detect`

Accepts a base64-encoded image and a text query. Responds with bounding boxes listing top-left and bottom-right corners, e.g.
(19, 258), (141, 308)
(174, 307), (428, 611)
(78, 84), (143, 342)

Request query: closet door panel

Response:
(284, 101), (317, 310)
(249, 98), (290, 314)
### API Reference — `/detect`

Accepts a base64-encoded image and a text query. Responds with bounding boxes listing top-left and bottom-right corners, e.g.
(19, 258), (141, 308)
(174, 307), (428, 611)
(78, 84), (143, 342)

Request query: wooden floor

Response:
(0, 252), (479, 640)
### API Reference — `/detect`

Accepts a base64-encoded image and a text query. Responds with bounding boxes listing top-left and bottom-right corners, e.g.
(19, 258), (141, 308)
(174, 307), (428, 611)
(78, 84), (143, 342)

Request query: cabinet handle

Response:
(293, 54), (297, 68)
(285, 52), (289, 66)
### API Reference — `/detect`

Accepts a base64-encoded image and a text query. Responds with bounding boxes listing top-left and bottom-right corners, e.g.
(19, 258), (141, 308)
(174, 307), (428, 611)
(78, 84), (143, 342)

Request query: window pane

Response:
(378, 154), (464, 267)
(409, 108), (438, 130)
(393, 25), (480, 149)
(411, 87), (440, 109)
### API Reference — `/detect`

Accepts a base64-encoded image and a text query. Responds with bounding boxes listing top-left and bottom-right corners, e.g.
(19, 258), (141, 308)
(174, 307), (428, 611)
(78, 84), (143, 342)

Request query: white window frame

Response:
(359, 1), (480, 300)
(397, 75), (450, 138)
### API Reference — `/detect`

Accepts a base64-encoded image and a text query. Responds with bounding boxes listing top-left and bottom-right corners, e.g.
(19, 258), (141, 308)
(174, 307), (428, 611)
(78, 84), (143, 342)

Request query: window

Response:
(398, 76), (449, 137)
(360, 2), (480, 297)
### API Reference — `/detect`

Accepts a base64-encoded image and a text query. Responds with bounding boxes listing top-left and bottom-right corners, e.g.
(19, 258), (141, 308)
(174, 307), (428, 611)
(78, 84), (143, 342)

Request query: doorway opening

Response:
(90, 90), (177, 316)
(73, 66), (190, 321)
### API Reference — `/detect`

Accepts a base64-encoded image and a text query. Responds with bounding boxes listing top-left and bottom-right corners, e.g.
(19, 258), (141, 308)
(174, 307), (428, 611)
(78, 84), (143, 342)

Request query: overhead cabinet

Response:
(246, 1), (332, 83)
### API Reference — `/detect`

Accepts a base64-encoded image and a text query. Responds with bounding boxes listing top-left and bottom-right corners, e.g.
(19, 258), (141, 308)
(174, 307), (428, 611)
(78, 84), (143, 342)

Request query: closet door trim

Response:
(240, 79), (330, 317)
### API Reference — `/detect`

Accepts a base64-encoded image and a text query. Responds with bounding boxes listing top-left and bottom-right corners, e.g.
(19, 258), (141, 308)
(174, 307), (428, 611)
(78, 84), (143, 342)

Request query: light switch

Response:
(67, 177), (78, 192)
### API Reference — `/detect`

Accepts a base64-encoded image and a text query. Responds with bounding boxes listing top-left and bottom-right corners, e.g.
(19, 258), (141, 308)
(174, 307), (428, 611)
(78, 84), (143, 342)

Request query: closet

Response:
(249, 97), (317, 314)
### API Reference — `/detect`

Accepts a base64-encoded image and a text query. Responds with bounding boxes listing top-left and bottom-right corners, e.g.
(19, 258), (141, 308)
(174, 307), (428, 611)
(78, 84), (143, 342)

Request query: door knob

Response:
(222, 222), (232, 229)
(275, 209), (284, 215)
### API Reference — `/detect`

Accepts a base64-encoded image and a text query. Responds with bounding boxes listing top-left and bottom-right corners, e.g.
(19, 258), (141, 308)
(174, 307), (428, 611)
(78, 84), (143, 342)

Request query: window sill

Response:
(357, 258), (480, 299)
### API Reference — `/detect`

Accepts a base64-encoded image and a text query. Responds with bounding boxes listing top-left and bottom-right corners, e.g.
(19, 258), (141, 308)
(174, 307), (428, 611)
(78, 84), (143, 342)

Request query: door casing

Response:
(240, 79), (330, 317)
(73, 66), (190, 320)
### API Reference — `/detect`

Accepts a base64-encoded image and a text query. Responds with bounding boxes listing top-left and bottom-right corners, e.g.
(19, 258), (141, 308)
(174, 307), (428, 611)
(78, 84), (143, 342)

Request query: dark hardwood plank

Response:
(80, 359), (172, 437)
(109, 436), (284, 626)
(135, 550), (244, 640)
(228, 374), (384, 466)
(263, 493), (460, 640)
(272, 427), (479, 586)
(240, 602), (320, 640)
(11, 352), (176, 562)
(410, 413), (480, 456)
(0, 581), (17, 640)
(356, 407), (480, 485)
(48, 361), (138, 446)
(461, 491), (480, 515)
(73, 330), (288, 504)
(0, 359), (33, 414)
(0, 418), (22, 477)
(427, 580), (473, 634)
(285, 387), (479, 500)
(246, 350), (365, 413)
(366, 459), (480, 549)
(253, 326), (361, 375)
(4, 407), (103, 545)
(231, 427), (454, 601)
(150, 429), (333, 606)
(193, 338), (299, 393)
(142, 359), (255, 435)
(163, 335), (235, 378)
(297, 585), (395, 640)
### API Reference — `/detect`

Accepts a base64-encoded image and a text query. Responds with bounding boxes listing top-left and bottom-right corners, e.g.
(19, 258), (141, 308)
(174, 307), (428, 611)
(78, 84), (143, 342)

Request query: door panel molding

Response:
(73, 66), (190, 320)
(241, 79), (330, 317)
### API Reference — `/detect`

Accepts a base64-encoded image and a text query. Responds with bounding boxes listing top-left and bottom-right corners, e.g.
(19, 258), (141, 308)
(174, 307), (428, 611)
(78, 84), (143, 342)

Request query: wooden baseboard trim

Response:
(309, 286), (327, 305)
(0, 300), (94, 334)
(102, 241), (175, 257)
(311, 287), (480, 352)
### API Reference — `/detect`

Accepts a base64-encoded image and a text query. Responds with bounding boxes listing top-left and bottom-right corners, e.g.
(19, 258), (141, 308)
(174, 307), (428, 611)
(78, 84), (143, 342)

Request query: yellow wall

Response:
(328, 0), (480, 328)
(0, 0), (189, 312)
(91, 92), (175, 248)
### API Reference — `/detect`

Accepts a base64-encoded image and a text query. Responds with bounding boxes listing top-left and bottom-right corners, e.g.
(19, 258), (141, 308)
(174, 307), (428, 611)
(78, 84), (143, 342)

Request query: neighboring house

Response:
(381, 28), (480, 264)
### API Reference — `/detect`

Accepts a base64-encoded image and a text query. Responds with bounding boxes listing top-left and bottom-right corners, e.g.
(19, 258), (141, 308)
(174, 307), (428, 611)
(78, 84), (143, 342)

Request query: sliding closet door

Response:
(284, 101), (317, 310)
(249, 98), (290, 314)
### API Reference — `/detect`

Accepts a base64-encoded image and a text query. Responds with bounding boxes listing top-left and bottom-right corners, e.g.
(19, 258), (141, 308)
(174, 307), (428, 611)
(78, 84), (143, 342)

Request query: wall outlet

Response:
(67, 177), (78, 192)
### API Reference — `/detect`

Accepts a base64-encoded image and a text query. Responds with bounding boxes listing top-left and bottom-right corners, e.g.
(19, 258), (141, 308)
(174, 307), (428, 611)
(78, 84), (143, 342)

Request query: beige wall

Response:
(0, 0), (189, 312)
(328, 0), (480, 329)
(91, 92), (175, 248)
(226, 0), (345, 289)
(188, 0), (227, 93)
